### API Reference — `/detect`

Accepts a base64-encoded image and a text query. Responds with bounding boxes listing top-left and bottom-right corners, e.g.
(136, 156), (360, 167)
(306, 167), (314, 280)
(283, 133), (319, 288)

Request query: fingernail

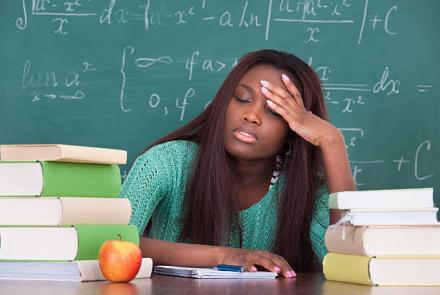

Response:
(250, 266), (257, 272)
(266, 100), (275, 107)
(274, 266), (281, 273)
(260, 80), (269, 87)
(289, 271), (297, 277)
(261, 86), (269, 93)
(282, 74), (289, 81)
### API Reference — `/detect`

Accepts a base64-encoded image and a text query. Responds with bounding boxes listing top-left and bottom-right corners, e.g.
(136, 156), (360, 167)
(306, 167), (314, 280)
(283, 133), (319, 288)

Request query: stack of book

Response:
(0, 144), (152, 281)
(323, 188), (440, 286)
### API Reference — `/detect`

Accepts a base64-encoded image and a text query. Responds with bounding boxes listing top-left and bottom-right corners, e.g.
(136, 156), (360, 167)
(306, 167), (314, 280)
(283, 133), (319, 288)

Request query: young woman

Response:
(120, 49), (355, 278)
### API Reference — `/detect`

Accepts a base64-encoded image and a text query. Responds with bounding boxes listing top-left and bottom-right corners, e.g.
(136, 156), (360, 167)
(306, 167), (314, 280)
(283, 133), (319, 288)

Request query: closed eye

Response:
(266, 105), (282, 118)
(234, 95), (251, 103)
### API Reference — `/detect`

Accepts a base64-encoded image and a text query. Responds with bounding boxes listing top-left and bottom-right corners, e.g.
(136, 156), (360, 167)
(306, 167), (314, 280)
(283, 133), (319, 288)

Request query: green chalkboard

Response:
(1, 1), (439, 205)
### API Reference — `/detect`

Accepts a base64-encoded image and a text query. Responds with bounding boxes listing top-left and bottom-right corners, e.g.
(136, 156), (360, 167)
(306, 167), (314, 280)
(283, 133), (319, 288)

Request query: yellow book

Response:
(323, 253), (440, 286)
(323, 253), (372, 285)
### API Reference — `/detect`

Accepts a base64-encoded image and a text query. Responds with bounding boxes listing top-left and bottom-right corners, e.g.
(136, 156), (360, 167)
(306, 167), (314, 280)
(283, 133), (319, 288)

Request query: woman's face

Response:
(224, 64), (290, 161)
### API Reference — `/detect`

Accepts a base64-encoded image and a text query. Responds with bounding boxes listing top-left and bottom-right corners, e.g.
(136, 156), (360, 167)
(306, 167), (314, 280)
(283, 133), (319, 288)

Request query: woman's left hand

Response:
(260, 74), (340, 147)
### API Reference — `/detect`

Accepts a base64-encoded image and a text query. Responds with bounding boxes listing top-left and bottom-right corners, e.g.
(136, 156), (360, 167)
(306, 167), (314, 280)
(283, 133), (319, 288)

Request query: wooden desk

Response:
(1, 273), (439, 295)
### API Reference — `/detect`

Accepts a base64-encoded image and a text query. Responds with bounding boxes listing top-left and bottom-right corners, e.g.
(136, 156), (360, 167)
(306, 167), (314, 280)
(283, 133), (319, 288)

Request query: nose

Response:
(242, 105), (261, 125)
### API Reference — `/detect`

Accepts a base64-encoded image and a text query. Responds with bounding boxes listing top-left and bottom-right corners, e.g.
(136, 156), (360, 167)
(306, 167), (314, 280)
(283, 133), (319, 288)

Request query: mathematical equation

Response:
(21, 47), (433, 117)
(309, 57), (433, 114)
(349, 139), (434, 186)
(325, 126), (435, 186)
(17, 1), (433, 114)
(17, 0), (398, 43)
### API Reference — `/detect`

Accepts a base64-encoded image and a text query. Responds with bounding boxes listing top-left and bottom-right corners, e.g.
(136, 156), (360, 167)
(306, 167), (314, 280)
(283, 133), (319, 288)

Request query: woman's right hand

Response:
(216, 247), (296, 278)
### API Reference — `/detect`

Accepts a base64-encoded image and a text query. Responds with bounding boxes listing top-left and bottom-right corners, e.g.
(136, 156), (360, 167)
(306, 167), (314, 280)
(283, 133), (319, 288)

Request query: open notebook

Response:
(154, 265), (277, 279)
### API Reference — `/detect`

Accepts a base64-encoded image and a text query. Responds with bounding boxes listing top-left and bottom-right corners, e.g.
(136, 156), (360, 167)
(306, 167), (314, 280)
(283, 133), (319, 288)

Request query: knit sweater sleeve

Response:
(120, 141), (188, 235)
(310, 185), (330, 261)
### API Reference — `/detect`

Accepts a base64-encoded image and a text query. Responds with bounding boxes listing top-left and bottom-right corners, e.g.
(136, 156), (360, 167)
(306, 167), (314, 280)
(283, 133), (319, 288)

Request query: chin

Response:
(225, 142), (267, 161)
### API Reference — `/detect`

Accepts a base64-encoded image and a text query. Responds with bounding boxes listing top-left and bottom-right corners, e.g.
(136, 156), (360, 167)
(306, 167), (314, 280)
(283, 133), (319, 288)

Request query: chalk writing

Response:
(22, 59), (85, 102)
(119, 46), (134, 112)
(176, 88), (196, 121)
(349, 139), (435, 186)
(16, 0), (398, 44)
(373, 67), (400, 95)
(415, 140), (434, 181)
(417, 84), (432, 93)
(185, 50), (236, 81)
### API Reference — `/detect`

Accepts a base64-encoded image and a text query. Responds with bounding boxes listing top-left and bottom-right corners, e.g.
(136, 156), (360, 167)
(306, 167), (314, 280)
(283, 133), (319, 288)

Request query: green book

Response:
(0, 224), (139, 261)
(0, 161), (121, 197)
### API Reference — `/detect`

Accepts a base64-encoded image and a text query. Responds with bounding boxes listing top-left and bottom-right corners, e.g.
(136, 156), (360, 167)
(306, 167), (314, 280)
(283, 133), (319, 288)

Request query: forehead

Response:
(239, 64), (286, 89)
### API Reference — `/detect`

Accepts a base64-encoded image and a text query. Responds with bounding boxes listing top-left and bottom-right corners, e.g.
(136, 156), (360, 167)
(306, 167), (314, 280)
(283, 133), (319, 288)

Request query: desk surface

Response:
(1, 273), (439, 295)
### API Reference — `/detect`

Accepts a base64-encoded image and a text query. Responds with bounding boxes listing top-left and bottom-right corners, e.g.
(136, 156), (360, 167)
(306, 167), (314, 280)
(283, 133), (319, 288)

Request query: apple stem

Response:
(117, 234), (122, 240)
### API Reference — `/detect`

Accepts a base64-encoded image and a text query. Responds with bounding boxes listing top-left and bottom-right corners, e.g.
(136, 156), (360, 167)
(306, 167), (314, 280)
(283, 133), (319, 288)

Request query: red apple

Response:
(98, 239), (142, 283)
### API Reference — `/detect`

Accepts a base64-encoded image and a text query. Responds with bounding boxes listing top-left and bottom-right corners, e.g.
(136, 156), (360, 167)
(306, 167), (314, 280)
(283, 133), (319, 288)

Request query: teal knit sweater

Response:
(120, 140), (330, 261)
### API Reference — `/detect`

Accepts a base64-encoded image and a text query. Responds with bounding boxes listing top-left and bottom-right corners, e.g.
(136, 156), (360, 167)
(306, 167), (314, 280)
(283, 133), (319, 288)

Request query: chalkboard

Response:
(1, 1), (439, 205)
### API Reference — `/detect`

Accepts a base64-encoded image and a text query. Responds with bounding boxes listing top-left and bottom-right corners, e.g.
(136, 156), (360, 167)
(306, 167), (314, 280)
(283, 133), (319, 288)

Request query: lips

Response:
(233, 127), (258, 144)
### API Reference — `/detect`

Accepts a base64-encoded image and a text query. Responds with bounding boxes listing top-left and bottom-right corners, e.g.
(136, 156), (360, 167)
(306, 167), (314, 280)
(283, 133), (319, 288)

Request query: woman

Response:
(120, 49), (355, 278)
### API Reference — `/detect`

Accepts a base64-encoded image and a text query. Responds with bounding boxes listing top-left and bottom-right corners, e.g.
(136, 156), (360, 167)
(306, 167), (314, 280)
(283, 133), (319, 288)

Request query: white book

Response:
(0, 144), (127, 165)
(0, 258), (152, 281)
(154, 265), (277, 279)
(325, 224), (440, 256)
(328, 188), (433, 209)
(0, 161), (120, 198)
(0, 162), (43, 196)
(0, 197), (131, 226)
(0, 225), (138, 261)
(344, 208), (439, 225)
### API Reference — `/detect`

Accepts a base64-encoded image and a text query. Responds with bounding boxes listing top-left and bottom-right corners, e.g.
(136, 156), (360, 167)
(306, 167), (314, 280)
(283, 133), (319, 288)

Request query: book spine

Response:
(60, 197), (131, 225)
(323, 253), (373, 285)
(60, 145), (127, 165)
(74, 224), (139, 260)
(78, 258), (152, 281)
(41, 162), (121, 197)
(325, 225), (367, 256)
(329, 188), (433, 209)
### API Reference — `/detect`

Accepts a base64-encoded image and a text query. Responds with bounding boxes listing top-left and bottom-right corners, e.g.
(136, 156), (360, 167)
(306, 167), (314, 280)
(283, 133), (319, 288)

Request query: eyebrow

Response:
(237, 83), (255, 94)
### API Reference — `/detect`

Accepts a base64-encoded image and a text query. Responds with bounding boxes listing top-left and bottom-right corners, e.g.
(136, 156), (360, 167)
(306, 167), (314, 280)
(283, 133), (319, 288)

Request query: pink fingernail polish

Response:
(274, 266), (281, 272)
(290, 271), (297, 277)
(282, 74), (289, 81)
(250, 266), (257, 272)
(260, 80), (269, 86)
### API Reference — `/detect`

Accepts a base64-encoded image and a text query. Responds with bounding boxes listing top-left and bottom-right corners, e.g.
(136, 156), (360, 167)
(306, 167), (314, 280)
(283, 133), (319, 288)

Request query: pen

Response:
(215, 264), (245, 272)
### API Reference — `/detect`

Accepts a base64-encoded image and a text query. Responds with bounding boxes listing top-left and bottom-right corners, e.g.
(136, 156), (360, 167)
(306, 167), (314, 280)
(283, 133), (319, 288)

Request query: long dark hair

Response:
(149, 49), (328, 272)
